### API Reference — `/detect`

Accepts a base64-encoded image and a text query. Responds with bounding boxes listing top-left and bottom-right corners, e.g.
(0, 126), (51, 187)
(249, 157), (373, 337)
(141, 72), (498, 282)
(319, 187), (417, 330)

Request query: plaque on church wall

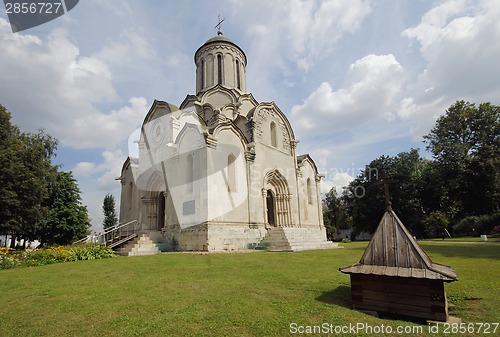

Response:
(183, 200), (196, 215)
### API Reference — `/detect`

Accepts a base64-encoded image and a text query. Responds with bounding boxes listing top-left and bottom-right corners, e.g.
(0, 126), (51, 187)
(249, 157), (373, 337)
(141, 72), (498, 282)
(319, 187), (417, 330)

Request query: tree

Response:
(38, 171), (91, 246)
(102, 193), (118, 240)
(0, 105), (58, 247)
(323, 187), (352, 239)
(342, 149), (428, 236)
(424, 100), (500, 220)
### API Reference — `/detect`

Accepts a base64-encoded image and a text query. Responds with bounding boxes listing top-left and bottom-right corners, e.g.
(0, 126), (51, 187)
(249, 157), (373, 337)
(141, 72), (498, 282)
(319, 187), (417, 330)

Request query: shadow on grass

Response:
(419, 242), (500, 260)
(315, 285), (352, 309)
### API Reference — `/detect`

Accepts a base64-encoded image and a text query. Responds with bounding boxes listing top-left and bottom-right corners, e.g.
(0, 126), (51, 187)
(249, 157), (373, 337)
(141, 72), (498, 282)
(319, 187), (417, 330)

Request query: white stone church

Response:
(117, 31), (337, 253)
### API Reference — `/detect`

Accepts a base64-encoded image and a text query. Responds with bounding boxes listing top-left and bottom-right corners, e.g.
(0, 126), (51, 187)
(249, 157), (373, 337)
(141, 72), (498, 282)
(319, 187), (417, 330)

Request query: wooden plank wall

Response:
(350, 274), (448, 322)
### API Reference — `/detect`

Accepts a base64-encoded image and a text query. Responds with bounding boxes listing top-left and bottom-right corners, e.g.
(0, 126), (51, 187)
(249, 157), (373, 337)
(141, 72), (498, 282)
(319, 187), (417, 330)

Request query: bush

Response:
(454, 213), (500, 236)
(0, 244), (116, 270)
(24, 246), (66, 266)
(423, 211), (449, 238)
(65, 244), (116, 261)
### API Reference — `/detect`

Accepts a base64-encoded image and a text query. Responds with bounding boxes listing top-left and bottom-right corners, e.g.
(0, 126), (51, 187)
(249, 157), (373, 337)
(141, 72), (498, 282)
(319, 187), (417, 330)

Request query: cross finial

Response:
(215, 15), (225, 36)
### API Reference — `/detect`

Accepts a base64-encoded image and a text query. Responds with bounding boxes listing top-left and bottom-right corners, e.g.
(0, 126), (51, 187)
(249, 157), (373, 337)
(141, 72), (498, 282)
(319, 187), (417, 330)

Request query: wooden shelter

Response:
(340, 202), (457, 322)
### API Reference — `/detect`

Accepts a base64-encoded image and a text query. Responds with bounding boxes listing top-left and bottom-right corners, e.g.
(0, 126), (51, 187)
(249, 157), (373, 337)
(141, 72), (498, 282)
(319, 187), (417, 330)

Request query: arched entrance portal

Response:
(266, 190), (276, 226)
(263, 169), (292, 227)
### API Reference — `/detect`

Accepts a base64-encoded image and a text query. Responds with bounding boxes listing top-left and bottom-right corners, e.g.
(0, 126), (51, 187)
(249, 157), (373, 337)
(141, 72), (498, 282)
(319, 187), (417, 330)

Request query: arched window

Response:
(270, 122), (277, 148)
(307, 178), (313, 204)
(200, 59), (205, 88)
(227, 154), (236, 192)
(217, 54), (223, 85)
(186, 154), (194, 193)
(236, 59), (241, 89)
(128, 182), (133, 211)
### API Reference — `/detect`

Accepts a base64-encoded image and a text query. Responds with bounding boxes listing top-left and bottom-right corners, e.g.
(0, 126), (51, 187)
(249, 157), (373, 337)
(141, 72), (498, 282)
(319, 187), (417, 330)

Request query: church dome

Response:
(194, 32), (247, 94)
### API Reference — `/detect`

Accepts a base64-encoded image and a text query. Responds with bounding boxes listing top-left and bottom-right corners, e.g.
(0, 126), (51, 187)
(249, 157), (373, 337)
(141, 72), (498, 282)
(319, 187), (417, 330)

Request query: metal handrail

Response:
(73, 220), (138, 245)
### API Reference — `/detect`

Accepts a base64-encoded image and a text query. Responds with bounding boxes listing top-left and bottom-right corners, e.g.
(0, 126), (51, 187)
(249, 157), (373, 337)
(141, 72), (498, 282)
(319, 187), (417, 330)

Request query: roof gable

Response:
(340, 210), (457, 282)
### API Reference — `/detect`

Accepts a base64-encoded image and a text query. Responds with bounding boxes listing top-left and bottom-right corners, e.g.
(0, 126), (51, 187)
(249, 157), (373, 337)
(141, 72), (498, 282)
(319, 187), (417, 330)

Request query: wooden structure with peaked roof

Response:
(340, 202), (457, 322)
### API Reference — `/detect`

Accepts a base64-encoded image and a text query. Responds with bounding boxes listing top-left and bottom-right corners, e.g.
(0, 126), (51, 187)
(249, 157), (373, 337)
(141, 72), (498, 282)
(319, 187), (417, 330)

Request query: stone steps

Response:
(259, 227), (339, 252)
(116, 232), (163, 256)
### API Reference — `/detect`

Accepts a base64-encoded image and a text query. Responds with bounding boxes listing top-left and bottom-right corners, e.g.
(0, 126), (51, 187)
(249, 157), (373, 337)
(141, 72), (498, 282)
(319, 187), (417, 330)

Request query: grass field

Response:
(0, 242), (498, 336)
(423, 236), (500, 243)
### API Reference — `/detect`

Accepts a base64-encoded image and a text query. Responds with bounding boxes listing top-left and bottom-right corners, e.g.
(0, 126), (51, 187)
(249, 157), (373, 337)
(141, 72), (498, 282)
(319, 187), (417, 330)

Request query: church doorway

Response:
(266, 190), (276, 226)
(157, 192), (166, 230)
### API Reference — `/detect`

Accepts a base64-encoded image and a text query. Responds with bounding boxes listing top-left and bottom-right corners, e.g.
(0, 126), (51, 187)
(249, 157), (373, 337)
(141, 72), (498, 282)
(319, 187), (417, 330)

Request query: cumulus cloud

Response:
(72, 149), (126, 190)
(320, 172), (354, 195)
(284, 0), (372, 70)
(290, 54), (405, 134)
(70, 149), (127, 230)
(399, 0), (500, 138)
(0, 18), (149, 149)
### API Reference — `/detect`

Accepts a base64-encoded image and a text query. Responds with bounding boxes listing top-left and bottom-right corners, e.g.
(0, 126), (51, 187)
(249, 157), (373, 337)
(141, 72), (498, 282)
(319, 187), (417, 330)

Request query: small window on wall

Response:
(217, 55), (223, 85)
(307, 178), (313, 204)
(270, 122), (277, 148)
(227, 154), (236, 192)
(236, 60), (241, 89)
(201, 59), (205, 88)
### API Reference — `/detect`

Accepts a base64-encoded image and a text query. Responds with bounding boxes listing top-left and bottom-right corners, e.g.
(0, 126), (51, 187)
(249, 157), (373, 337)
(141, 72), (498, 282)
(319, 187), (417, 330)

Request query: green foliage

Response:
(422, 211), (449, 238)
(0, 104), (58, 245)
(342, 149), (427, 236)
(102, 193), (118, 241)
(0, 245), (115, 270)
(331, 101), (499, 238)
(39, 171), (91, 246)
(0, 105), (91, 246)
(170, 237), (180, 252)
(323, 188), (352, 240)
(65, 244), (116, 261)
(424, 100), (500, 220)
(454, 213), (500, 236)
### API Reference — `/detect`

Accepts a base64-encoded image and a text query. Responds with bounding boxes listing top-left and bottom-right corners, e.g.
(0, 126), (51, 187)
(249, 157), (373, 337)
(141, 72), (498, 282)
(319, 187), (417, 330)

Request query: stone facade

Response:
(118, 33), (336, 252)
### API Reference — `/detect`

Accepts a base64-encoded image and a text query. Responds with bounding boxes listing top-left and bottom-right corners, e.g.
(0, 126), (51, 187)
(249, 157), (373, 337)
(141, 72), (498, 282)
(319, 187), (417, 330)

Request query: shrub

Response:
(24, 246), (66, 266)
(454, 213), (500, 236)
(493, 225), (500, 238)
(65, 244), (116, 261)
(1, 244), (116, 270)
(423, 211), (449, 238)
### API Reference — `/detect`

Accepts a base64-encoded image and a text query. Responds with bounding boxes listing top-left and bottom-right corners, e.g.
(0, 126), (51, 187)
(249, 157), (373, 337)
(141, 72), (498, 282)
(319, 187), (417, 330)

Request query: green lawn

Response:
(0, 242), (498, 336)
(422, 236), (500, 243)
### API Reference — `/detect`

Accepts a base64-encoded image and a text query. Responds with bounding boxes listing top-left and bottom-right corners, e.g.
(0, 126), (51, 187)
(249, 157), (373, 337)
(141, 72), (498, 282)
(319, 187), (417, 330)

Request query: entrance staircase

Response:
(258, 227), (339, 251)
(73, 220), (165, 256)
(115, 231), (165, 256)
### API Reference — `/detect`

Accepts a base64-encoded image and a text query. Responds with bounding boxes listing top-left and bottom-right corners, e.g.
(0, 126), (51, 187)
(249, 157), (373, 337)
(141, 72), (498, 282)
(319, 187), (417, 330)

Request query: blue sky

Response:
(1, 0), (499, 231)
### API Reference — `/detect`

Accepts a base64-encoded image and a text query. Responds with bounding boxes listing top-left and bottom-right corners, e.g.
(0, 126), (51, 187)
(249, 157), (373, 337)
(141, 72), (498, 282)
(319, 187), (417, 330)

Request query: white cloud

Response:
(400, 0), (500, 138)
(290, 54), (405, 134)
(73, 149), (126, 230)
(0, 18), (149, 149)
(73, 149), (126, 191)
(73, 162), (97, 176)
(284, 0), (372, 70)
(321, 172), (354, 195)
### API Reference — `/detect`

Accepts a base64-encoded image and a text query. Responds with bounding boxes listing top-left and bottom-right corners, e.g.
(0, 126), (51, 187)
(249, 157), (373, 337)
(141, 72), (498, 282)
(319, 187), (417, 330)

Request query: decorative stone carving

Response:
(253, 107), (292, 154)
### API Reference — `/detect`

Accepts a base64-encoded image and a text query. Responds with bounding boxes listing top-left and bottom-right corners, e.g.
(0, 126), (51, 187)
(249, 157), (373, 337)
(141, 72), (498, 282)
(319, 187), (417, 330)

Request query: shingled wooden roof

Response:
(340, 209), (457, 282)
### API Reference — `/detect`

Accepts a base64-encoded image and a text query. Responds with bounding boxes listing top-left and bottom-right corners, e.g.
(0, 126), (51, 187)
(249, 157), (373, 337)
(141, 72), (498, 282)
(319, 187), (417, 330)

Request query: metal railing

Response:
(73, 220), (139, 246)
